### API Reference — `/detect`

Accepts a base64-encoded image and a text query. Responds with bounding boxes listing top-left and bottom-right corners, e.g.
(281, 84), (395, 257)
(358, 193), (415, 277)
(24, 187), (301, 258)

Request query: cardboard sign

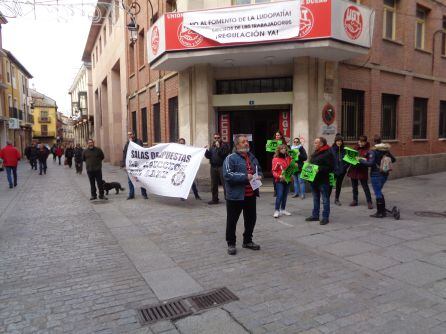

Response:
(265, 140), (282, 152)
(329, 172), (336, 187)
(300, 162), (319, 182)
(282, 162), (299, 183)
(289, 149), (300, 161)
(343, 147), (359, 165)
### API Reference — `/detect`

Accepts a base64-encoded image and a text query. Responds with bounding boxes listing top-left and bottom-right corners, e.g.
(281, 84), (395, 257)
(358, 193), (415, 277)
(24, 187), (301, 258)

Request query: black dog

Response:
(101, 180), (125, 195)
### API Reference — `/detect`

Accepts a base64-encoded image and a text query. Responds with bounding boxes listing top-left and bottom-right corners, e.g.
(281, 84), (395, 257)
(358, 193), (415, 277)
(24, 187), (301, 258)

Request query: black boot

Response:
(370, 198), (385, 218)
(381, 195), (387, 217)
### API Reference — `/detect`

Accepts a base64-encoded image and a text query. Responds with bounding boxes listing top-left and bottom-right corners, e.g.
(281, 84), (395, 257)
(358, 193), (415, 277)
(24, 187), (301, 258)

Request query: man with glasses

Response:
(205, 133), (229, 204)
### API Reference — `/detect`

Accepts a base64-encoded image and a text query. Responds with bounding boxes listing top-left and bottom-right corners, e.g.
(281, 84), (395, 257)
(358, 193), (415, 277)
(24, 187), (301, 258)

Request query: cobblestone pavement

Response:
(2, 160), (446, 333)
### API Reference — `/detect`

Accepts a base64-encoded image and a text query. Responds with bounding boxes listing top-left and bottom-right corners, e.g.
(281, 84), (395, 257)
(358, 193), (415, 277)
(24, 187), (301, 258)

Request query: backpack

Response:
(379, 154), (393, 174)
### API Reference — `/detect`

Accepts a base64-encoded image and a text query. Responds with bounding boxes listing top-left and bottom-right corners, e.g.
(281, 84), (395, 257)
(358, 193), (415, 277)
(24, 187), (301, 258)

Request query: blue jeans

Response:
(311, 183), (331, 219)
(38, 160), (47, 174)
(293, 173), (305, 196)
(6, 166), (17, 187)
(128, 176), (147, 198)
(275, 182), (290, 210)
(370, 174), (388, 199)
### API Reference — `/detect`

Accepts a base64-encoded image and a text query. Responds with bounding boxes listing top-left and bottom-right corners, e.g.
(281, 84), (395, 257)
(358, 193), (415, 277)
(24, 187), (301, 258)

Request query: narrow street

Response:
(2, 161), (446, 333)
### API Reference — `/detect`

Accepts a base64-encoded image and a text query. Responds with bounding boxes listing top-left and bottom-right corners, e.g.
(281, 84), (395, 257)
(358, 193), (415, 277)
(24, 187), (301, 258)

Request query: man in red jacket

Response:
(0, 141), (21, 188)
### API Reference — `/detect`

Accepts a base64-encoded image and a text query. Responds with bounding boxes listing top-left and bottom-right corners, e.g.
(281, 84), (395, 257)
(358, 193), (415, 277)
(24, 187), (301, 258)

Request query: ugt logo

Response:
(299, 6), (314, 38)
(343, 6), (363, 40)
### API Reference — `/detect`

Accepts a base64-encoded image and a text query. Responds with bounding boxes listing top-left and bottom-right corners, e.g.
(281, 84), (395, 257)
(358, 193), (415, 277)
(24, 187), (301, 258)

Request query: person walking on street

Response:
(272, 144), (294, 218)
(271, 131), (287, 197)
(347, 135), (373, 209)
(223, 134), (263, 255)
(305, 137), (334, 225)
(37, 144), (50, 175)
(74, 144), (84, 174)
(51, 144), (57, 162)
(65, 144), (74, 168)
(83, 139), (107, 200)
(55, 145), (64, 165)
(359, 135), (396, 218)
(122, 132), (148, 200)
(0, 141), (21, 188)
(205, 133), (229, 205)
(330, 134), (349, 206)
(25, 142), (38, 170)
(290, 137), (307, 199)
(179, 138), (201, 200)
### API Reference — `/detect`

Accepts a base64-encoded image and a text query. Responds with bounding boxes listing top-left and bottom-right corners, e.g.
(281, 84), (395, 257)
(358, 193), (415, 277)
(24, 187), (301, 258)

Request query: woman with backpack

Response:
(359, 135), (396, 218)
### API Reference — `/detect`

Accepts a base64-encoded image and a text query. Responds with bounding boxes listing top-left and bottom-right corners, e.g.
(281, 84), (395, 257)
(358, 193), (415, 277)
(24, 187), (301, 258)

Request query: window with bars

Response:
(415, 6), (426, 50)
(413, 98), (428, 139)
(168, 97), (179, 142)
(383, 0), (396, 40)
(141, 107), (148, 143)
(439, 101), (446, 138)
(341, 89), (364, 141)
(153, 103), (161, 142)
(131, 111), (137, 139)
(381, 94), (398, 140)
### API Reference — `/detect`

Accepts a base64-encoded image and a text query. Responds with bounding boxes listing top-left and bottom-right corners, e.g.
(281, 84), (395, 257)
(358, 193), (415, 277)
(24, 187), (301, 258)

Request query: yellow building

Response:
(1, 49), (33, 153)
(29, 89), (58, 145)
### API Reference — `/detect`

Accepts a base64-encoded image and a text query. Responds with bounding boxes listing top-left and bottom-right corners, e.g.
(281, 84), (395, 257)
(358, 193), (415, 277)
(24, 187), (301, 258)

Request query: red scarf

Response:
(241, 153), (255, 197)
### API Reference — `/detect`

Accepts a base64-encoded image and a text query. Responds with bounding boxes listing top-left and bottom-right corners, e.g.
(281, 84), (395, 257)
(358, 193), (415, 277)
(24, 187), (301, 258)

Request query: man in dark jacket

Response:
(37, 144), (50, 175)
(330, 134), (349, 206)
(305, 137), (334, 225)
(122, 132), (148, 200)
(74, 144), (84, 174)
(25, 142), (38, 170)
(82, 139), (106, 200)
(223, 134), (263, 255)
(205, 133), (229, 204)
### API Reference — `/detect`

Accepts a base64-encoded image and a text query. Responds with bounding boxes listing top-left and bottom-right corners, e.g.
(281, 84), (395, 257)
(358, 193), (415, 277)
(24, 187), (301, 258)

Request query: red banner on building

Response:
(279, 110), (291, 143)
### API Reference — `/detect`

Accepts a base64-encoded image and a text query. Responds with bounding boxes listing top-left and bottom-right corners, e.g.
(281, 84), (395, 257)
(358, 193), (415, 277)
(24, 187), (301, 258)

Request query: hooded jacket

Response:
(309, 144), (334, 186)
(360, 143), (396, 177)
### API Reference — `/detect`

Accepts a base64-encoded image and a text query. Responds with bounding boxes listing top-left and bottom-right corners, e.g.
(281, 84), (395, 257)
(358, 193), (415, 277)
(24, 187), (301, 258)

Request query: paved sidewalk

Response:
(2, 160), (446, 333)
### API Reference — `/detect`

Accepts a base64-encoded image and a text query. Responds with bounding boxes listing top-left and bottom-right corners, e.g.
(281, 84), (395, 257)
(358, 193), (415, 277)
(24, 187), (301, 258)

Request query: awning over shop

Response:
(148, 0), (375, 71)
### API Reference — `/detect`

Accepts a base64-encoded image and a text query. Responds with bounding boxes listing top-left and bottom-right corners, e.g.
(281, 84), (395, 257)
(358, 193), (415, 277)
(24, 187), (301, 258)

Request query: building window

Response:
(166, 0), (177, 12)
(129, 43), (135, 74)
(415, 6), (426, 50)
(413, 97), (428, 139)
(153, 103), (161, 142)
(41, 124), (48, 135)
(138, 30), (145, 67)
(141, 107), (148, 143)
(381, 94), (398, 140)
(442, 17), (446, 56)
(439, 101), (446, 138)
(95, 46), (98, 62)
(383, 0), (396, 40)
(168, 97), (179, 142)
(131, 111), (137, 139)
(114, 0), (120, 22)
(341, 89), (364, 141)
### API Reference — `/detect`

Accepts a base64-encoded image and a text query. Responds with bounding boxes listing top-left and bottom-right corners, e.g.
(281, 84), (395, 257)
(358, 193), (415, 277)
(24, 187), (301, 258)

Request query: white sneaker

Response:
(280, 210), (292, 216)
(273, 210), (280, 218)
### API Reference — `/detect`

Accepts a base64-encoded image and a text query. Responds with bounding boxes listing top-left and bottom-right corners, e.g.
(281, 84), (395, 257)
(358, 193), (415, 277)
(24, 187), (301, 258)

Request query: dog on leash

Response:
(101, 180), (125, 195)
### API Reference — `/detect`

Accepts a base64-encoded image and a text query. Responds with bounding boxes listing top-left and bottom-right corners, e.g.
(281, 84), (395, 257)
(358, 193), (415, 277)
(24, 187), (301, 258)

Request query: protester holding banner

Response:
(223, 134), (263, 255)
(82, 139), (106, 200)
(347, 135), (373, 209)
(330, 134), (349, 206)
(290, 137), (307, 199)
(179, 138), (201, 200)
(122, 132), (148, 200)
(305, 137), (334, 225)
(271, 144), (295, 218)
(205, 133), (229, 205)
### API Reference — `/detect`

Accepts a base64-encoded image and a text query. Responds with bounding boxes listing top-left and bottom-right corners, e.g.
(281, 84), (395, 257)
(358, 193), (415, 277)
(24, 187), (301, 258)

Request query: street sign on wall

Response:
(8, 118), (20, 129)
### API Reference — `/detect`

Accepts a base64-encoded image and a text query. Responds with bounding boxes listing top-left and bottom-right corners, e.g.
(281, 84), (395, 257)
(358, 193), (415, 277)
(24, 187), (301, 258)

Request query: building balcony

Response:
(33, 131), (56, 138)
(38, 116), (51, 123)
(8, 107), (18, 119)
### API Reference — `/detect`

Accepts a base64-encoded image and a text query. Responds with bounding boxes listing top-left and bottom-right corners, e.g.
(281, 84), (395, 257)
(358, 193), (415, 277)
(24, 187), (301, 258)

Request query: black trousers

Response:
(226, 196), (256, 246)
(30, 159), (37, 170)
(352, 178), (372, 203)
(335, 172), (346, 200)
(87, 170), (104, 197)
(210, 166), (225, 201)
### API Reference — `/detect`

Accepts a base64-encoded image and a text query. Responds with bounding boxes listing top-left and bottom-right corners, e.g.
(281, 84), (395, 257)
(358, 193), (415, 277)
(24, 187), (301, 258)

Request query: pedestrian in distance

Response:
(82, 139), (107, 200)
(24, 142), (38, 170)
(358, 135), (396, 218)
(290, 137), (307, 199)
(55, 145), (64, 165)
(65, 144), (74, 168)
(330, 134), (349, 206)
(272, 144), (294, 218)
(74, 144), (84, 174)
(37, 144), (50, 175)
(122, 132), (148, 200)
(223, 134), (263, 255)
(305, 137), (334, 225)
(0, 141), (21, 189)
(205, 132), (229, 205)
(51, 144), (57, 162)
(179, 138), (201, 200)
(347, 135), (373, 209)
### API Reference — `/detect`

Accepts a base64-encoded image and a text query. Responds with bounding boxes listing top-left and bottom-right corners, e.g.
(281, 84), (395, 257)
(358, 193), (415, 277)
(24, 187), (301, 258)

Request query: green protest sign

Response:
(265, 140), (282, 152)
(329, 173), (336, 187)
(289, 149), (300, 161)
(343, 147), (359, 165)
(300, 162), (319, 182)
(282, 163), (299, 183)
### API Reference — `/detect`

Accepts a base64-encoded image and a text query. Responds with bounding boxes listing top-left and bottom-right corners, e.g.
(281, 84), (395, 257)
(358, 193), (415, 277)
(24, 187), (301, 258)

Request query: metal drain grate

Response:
(137, 300), (191, 325)
(414, 211), (446, 218)
(187, 287), (239, 311)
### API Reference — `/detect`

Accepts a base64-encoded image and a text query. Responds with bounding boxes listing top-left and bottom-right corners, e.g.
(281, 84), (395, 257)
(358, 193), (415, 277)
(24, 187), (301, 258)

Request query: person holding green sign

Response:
(291, 138), (308, 199)
(269, 131), (287, 197)
(271, 144), (294, 218)
(330, 134), (349, 206)
(305, 137), (334, 225)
